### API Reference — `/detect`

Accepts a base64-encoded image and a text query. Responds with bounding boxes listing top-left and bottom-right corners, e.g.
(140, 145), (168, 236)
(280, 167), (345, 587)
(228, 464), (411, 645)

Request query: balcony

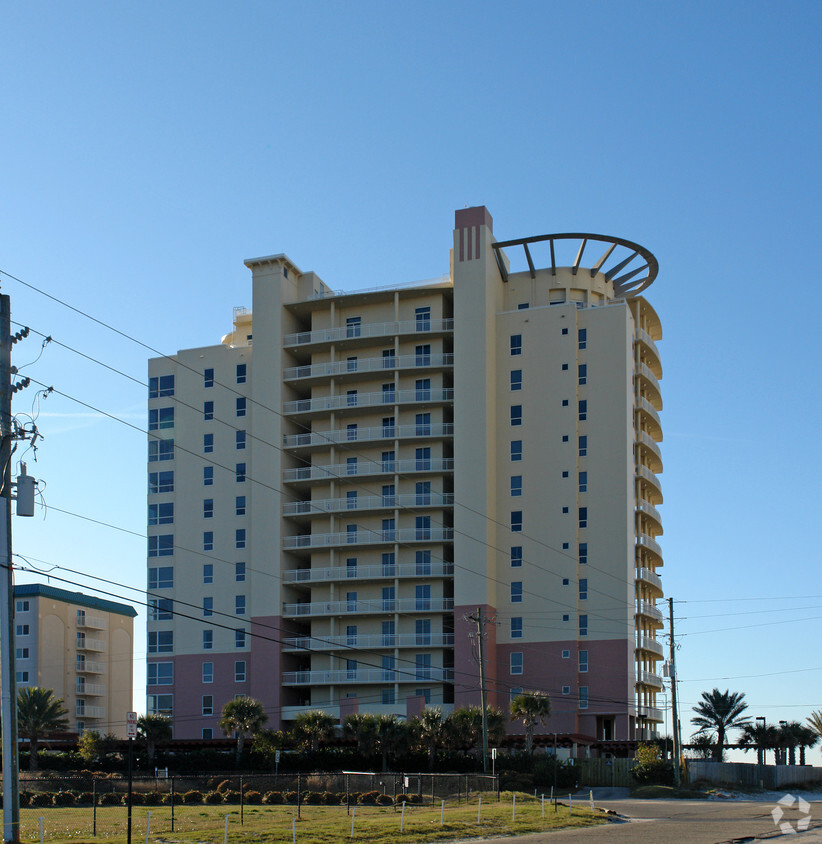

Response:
(75, 614), (107, 630)
(637, 533), (663, 563)
(284, 388), (453, 417)
(636, 670), (664, 690)
(284, 527), (453, 551)
(636, 431), (663, 472)
(635, 329), (662, 376)
(637, 363), (662, 409)
(76, 637), (106, 652)
(635, 396), (662, 438)
(636, 464), (663, 500)
(282, 667), (454, 685)
(282, 597), (454, 618)
(76, 660), (105, 674)
(637, 704), (664, 722)
(75, 705), (105, 719)
(635, 601), (663, 625)
(636, 501), (663, 533)
(284, 492), (455, 518)
(635, 567), (663, 597)
(283, 561), (454, 584)
(282, 632), (455, 651)
(284, 353), (454, 382)
(635, 635), (664, 658)
(283, 422), (454, 450)
(283, 457), (454, 485)
(283, 318), (454, 349)
(76, 682), (105, 696)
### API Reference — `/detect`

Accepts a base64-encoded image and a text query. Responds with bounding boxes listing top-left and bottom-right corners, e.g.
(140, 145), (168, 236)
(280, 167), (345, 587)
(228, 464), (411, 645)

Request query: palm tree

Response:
(510, 691), (551, 755)
(807, 710), (822, 738)
(691, 688), (750, 762)
(17, 687), (69, 772)
(374, 714), (409, 772)
(775, 722), (818, 766)
(688, 732), (715, 759)
(444, 706), (506, 756)
(415, 707), (446, 770)
(343, 712), (378, 757)
(137, 714), (172, 766)
(795, 725), (818, 766)
(219, 696), (267, 761)
(293, 710), (336, 753)
(738, 722), (777, 765)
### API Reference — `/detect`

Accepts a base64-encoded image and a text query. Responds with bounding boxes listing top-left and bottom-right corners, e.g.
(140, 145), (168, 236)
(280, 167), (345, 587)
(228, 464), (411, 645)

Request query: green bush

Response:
(205, 791), (224, 804)
(359, 790), (380, 805)
(142, 792), (163, 806)
(99, 792), (122, 806)
(223, 790), (241, 804)
(78, 792), (94, 805)
(244, 790), (262, 804)
(376, 794), (393, 805)
(53, 792), (76, 806)
(323, 791), (341, 805)
(182, 790), (203, 804)
(303, 791), (323, 805)
(262, 791), (284, 805)
(632, 743), (675, 786)
(284, 791), (298, 805)
(30, 793), (52, 807)
(215, 779), (232, 793)
(161, 792), (181, 805)
(130, 792), (147, 805)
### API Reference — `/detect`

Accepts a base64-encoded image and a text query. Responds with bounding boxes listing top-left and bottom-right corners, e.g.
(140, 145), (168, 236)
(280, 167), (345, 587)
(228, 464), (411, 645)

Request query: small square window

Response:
(235, 562), (246, 582)
(204, 467), (214, 486)
(562, 435), (569, 442)
(203, 401), (214, 421)
(236, 363), (247, 384)
(562, 614), (570, 622)
(562, 470), (569, 478)
(562, 685), (571, 695)
(236, 463), (246, 482)
(511, 546), (523, 567)
(561, 327), (568, 335)
(561, 399), (569, 407)
(236, 398), (247, 417)
(511, 440), (522, 461)
(562, 578), (569, 586)
(204, 368), (214, 388)
(511, 475), (522, 497)
(203, 532), (213, 552)
(510, 335), (522, 356)
(561, 363), (569, 371)
(562, 542), (569, 550)
(561, 649), (570, 659)
(510, 652), (523, 675)
(510, 405), (522, 426)
(203, 728), (213, 739)
(510, 370), (522, 391)
(562, 506), (569, 514)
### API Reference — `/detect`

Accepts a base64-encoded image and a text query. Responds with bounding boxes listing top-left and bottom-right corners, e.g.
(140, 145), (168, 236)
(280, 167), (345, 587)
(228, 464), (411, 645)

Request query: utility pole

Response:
(668, 597), (681, 787)
(465, 607), (490, 773)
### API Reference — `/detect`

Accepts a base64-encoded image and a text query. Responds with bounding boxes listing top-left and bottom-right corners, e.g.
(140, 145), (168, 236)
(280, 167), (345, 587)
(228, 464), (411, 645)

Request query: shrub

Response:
(407, 793), (422, 804)
(129, 792), (147, 805)
(284, 791), (298, 805)
(222, 790), (241, 804)
(99, 792), (122, 806)
(183, 790), (203, 804)
(303, 791), (323, 805)
(244, 790), (262, 804)
(394, 793), (410, 803)
(53, 792), (76, 806)
(78, 792), (94, 805)
(632, 743), (674, 786)
(359, 790), (380, 805)
(161, 792), (181, 805)
(215, 780), (232, 793)
(323, 791), (341, 805)
(142, 792), (163, 806)
(376, 794), (393, 806)
(205, 791), (224, 804)
(30, 793), (52, 807)
(262, 791), (284, 805)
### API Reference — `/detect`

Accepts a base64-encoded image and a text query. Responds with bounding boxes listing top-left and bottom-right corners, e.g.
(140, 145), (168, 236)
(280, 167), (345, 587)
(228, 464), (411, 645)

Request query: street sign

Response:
(126, 711), (137, 739)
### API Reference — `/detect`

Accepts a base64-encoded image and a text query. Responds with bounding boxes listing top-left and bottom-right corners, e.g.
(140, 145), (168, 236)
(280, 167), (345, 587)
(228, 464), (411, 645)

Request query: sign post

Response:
(126, 712), (137, 844)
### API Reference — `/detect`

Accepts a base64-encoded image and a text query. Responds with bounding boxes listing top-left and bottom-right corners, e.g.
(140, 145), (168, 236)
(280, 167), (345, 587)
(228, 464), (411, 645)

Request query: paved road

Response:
(473, 796), (822, 844)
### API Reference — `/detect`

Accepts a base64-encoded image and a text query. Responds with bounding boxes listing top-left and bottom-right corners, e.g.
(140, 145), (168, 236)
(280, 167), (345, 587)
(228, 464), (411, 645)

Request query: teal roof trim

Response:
(14, 583), (137, 618)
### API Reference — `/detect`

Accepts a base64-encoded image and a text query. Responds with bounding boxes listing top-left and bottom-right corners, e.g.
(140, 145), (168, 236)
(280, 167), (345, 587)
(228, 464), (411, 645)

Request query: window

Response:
(382, 518), (395, 541)
(346, 524), (358, 543)
(415, 653), (432, 680)
(203, 597), (213, 617)
(415, 344), (431, 366)
(204, 466), (214, 486)
(346, 490), (358, 509)
(235, 595), (246, 615)
(561, 327), (569, 335)
(579, 507), (588, 529)
(579, 650), (589, 673)
(579, 614), (588, 637)
(562, 614), (570, 622)
(579, 472), (588, 493)
(415, 306), (431, 331)
(382, 348), (396, 369)
(15, 600), (30, 612)
(149, 439), (174, 462)
(236, 463), (246, 482)
(203, 499), (214, 519)
(380, 483), (395, 506)
(511, 475), (522, 497)
(415, 446), (431, 470)
(510, 652), (523, 675)
(511, 546), (523, 567)
(346, 316), (362, 337)
(203, 401), (214, 421)
(148, 471), (174, 493)
(578, 364), (587, 385)
(511, 581), (523, 603)
(236, 430), (246, 450)
(561, 363), (569, 371)
(510, 334), (522, 356)
(381, 689), (395, 705)
(415, 412), (431, 436)
(235, 661), (246, 682)
(149, 407), (174, 431)
(415, 584), (431, 611)
(235, 629), (246, 648)
(415, 618), (431, 645)
(381, 553), (395, 575)
(562, 578), (570, 585)
(236, 529), (246, 549)
(203, 563), (214, 583)
(562, 506), (569, 514)
(147, 694), (173, 716)
(562, 649), (570, 659)
(381, 450), (395, 471)
(147, 662), (174, 685)
(578, 400), (587, 421)
(148, 535), (173, 557)
(346, 625), (358, 646)
(511, 617), (523, 639)
(382, 586), (396, 611)
(382, 416), (395, 437)
(562, 542), (569, 549)
(148, 598), (173, 621)
(517, 302), (529, 310)
(16, 647), (29, 659)
(511, 440), (522, 461)
(415, 515), (431, 540)
(203, 728), (213, 739)
(579, 687), (589, 709)
(346, 557), (358, 577)
(234, 398), (246, 418)
(579, 579), (588, 600)
(381, 621), (395, 646)
(415, 378), (431, 401)
(346, 592), (358, 612)
(149, 375), (174, 398)
(204, 433), (214, 453)
(204, 368), (214, 388)
(562, 399), (569, 407)
(148, 631), (173, 653)
(235, 562), (246, 582)
(578, 328), (587, 350)
(562, 686), (571, 695)
(202, 630), (213, 650)
(579, 436), (588, 457)
(347, 356), (358, 372)
(510, 369), (522, 391)
(510, 405), (522, 426)
(381, 383), (395, 403)
(511, 511), (523, 532)
(562, 435), (569, 442)
(202, 695), (214, 716)
(236, 363), (247, 384)
(203, 532), (214, 552)
(415, 550), (431, 575)
(579, 543), (588, 565)
(235, 496), (246, 516)
(381, 654), (395, 680)
(562, 470), (569, 478)
(346, 457), (358, 476)
(346, 423), (358, 441)
(202, 662), (214, 683)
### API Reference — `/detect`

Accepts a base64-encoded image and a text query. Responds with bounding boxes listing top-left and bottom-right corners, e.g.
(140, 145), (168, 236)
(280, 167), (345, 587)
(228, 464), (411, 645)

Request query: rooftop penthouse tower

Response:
(147, 207), (664, 743)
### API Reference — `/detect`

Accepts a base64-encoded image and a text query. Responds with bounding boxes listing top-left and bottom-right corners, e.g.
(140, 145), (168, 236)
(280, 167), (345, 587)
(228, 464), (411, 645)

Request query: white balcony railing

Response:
(76, 682), (105, 696)
(636, 635), (664, 658)
(283, 318), (454, 348)
(283, 561), (453, 584)
(635, 601), (663, 623)
(636, 396), (661, 429)
(284, 388), (453, 415)
(637, 533), (663, 559)
(282, 633), (455, 651)
(282, 597), (454, 617)
(636, 501), (663, 528)
(637, 704), (664, 722)
(284, 492), (454, 517)
(284, 353), (454, 381)
(282, 667), (454, 685)
(635, 328), (661, 369)
(283, 458), (454, 483)
(637, 670), (664, 689)
(637, 363), (662, 405)
(283, 527), (453, 551)
(75, 614), (107, 630)
(75, 705), (105, 719)
(76, 637), (106, 652)
(637, 430), (662, 462)
(636, 464), (663, 496)
(76, 660), (105, 674)
(283, 422), (454, 449)
(635, 567), (663, 593)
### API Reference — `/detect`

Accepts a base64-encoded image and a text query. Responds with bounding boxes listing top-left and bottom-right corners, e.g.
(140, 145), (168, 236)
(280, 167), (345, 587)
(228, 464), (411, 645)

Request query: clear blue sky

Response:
(2, 0), (821, 759)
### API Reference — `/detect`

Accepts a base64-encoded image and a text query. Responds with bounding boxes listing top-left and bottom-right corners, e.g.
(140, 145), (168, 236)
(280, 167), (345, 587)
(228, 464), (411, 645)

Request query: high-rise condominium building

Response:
(147, 207), (663, 742)
(14, 583), (136, 736)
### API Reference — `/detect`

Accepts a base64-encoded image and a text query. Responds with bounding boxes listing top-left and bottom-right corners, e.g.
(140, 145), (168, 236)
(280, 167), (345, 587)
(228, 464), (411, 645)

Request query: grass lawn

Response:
(18, 792), (608, 843)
